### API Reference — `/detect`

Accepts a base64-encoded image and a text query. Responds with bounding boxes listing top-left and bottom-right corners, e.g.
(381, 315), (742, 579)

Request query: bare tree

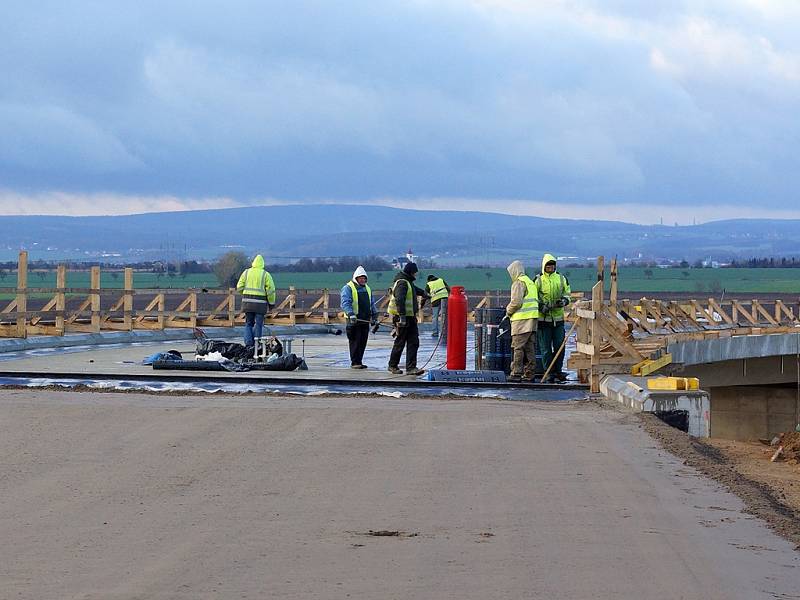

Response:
(213, 251), (250, 288)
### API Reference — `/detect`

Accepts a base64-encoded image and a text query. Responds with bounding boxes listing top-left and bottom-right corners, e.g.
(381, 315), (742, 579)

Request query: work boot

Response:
(507, 374), (522, 383)
(406, 367), (425, 376)
(351, 364), (367, 369)
(388, 366), (403, 375)
(553, 371), (568, 382)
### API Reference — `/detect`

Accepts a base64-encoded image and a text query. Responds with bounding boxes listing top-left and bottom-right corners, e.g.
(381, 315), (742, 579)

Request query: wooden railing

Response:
(568, 257), (800, 391)
(0, 251), (516, 338)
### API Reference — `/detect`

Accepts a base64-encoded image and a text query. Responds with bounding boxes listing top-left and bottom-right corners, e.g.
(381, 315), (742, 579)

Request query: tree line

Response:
(727, 257), (800, 268)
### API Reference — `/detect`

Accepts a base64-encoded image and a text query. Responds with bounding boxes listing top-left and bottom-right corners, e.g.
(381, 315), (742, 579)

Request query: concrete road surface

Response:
(0, 390), (797, 599)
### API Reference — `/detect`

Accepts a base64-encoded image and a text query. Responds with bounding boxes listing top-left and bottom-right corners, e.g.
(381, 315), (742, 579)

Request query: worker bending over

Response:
(388, 262), (429, 375)
(425, 274), (450, 338)
(236, 255), (276, 347)
(504, 260), (539, 382)
(340, 266), (378, 369)
(536, 253), (571, 383)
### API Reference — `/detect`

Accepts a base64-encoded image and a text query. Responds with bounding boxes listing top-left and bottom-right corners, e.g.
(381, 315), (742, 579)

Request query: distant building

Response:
(392, 249), (418, 270)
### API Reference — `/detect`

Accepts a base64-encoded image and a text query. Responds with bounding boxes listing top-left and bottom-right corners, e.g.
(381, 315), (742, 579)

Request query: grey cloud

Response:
(1, 0), (799, 207)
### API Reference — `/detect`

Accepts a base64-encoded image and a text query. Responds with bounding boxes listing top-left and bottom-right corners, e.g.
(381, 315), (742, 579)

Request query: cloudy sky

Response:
(2, 0), (799, 222)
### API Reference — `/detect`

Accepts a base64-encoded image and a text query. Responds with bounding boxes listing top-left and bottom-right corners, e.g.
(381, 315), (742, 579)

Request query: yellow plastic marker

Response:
(646, 377), (700, 391)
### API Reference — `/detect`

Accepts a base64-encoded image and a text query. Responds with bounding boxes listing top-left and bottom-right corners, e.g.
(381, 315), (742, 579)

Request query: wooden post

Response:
(590, 280), (604, 394)
(90, 266), (101, 332)
(596, 255), (605, 284)
(323, 289), (330, 324)
(189, 291), (197, 329)
(16, 251), (28, 338)
(227, 288), (235, 326)
(123, 268), (133, 331)
(157, 293), (165, 329)
(55, 264), (66, 336)
(289, 286), (296, 326)
(609, 256), (618, 308)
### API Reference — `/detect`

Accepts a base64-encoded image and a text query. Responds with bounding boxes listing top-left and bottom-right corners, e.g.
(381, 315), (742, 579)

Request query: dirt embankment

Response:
(637, 412), (800, 550)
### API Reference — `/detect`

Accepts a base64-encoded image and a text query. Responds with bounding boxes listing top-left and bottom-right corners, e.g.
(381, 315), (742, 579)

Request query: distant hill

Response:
(1, 204), (799, 264)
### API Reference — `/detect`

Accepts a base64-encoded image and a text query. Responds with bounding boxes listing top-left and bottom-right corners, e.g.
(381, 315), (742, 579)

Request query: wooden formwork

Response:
(568, 257), (800, 392)
(0, 252), (515, 338)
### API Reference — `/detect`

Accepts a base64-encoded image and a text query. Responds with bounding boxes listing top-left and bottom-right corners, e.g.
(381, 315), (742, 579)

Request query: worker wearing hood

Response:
(340, 266), (378, 369)
(236, 254), (276, 347)
(505, 260), (539, 382)
(387, 262), (429, 376)
(535, 254), (571, 382)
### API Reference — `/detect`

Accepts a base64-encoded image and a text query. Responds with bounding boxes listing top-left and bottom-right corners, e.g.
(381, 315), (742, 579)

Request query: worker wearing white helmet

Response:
(340, 266), (378, 369)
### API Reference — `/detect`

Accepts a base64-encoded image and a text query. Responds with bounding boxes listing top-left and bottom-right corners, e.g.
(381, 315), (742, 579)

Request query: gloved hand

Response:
(370, 317), (378, 327)
(347, 314), (358, 325)
(499, 315), (511, 336)
(540, 302), (552, 314)
(556, 298), (569, 308)
(398, 315), (408, 328)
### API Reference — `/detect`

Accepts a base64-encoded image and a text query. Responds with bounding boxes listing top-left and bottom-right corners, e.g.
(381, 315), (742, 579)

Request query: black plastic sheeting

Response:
(0, 376), (584, 402)
(153, 356), (306, 372)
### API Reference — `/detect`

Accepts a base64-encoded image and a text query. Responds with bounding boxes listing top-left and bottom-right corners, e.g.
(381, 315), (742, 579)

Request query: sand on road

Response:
(0, 389), (797, 599)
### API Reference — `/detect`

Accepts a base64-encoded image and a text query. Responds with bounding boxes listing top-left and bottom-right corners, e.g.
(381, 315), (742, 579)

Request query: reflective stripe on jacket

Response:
(388, 279), (415, 316)
(346, 280), (372, 317)
(510, 274), (539, 321)
(236, 255), (276, 315)
(536, 273), (570, 322)
(239, 268), (276, 301)
(427, 278), (449, 303)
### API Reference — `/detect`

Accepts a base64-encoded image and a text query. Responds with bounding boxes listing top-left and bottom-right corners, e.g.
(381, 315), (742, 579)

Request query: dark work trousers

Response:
(538, 320), (566, 375)
(389, 316), (420, 369)
(244, 312), (264, 347)
(346, 322), (370, 366)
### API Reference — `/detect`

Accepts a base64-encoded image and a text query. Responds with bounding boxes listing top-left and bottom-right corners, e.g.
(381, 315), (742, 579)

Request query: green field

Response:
(0, 267), (798, 294)
(0, 272), (218, 290)
(275, 267), (800, 294)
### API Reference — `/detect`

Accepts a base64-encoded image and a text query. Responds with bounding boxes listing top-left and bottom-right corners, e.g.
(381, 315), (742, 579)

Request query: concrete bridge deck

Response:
(0, 328), (586, 397)
(0, 389), (797, 599)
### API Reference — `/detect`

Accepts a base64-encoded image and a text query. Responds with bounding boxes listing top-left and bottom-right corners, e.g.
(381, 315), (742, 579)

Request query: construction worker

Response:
(425, 274), (450, 338)
(536, 254), (571, 383)
(236, 254), (276, 347)
(340, 266), (378, 369)
(504, 260), (539, 382)
(388, 262), (429, 375)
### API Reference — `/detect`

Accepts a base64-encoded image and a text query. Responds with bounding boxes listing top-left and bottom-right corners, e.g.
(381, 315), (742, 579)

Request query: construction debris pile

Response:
(769, 431), (800, 464)
(151, 328), (307, 373)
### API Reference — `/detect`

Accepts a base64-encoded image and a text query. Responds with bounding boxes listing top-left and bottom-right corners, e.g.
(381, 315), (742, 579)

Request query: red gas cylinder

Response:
(446, 285), (468, 370)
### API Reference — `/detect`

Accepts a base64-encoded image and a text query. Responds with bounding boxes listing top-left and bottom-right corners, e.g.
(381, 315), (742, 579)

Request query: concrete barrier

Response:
(601, 375), (710, 438)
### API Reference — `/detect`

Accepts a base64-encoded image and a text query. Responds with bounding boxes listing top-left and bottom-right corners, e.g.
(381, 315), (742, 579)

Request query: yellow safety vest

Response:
(536, 273), (570, 321)
(427, 278), (449, 303)
(347, 280), (372, 316)
(388, 279), (415, 316)
(510, 274), (539, 321)
(241, 268), (276, 304)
